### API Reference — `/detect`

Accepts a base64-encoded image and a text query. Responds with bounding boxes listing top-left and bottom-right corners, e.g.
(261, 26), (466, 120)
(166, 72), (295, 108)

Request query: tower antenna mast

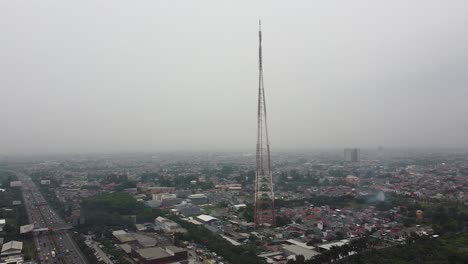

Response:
(254, 20), (275, 227)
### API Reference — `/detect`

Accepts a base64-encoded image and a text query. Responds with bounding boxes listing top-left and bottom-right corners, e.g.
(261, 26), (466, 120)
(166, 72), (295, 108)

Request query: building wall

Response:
(146, 187), (176, 194)
(131, 249), (187, 264)
(344, 148), (360, 162)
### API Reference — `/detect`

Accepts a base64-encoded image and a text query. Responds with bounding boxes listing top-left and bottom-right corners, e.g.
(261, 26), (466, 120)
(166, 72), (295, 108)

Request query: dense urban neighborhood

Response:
(1, 150), (468, 264)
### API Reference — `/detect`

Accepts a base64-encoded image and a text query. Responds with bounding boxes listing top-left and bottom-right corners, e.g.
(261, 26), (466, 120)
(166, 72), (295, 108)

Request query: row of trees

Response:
(374, 193), (468, 235)
(0, 169), (35, 260)
(71, 233), (100, 264)
(429, 203), (468, 234)
(0, 170), (29, 239)
(80, 192), (163, 231)
(95, 232), (132, 264)
(0, 169), (16, 189)
(287, 232), (468, 264)
(343, 233), (468, 264)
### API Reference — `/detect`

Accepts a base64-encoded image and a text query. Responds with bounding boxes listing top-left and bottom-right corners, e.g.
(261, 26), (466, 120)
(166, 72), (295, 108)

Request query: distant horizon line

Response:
(2, 146), (468, 157)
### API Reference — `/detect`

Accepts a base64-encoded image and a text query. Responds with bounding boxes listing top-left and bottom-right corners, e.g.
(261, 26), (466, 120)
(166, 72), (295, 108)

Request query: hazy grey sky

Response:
(1, 0), (468, 154)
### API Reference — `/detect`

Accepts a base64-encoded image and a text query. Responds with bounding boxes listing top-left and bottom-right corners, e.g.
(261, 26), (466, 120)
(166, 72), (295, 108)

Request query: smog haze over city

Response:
(1, 0), (468, 154)
(1, 2), (468, 264)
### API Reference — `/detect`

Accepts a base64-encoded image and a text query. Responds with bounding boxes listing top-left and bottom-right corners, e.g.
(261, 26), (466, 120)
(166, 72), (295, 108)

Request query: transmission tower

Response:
(254, 21), (275, 227)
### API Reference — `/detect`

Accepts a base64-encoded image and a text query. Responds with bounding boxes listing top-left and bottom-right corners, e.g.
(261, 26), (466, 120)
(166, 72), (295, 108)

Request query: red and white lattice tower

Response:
(254, 21), (275, 227)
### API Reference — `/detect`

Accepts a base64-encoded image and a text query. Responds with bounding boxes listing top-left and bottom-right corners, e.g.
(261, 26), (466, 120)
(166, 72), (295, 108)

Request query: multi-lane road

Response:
(18, 173), (88, 264)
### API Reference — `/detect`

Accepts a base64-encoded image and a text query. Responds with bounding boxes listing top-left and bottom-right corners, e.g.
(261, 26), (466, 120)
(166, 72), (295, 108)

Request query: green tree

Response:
(276, 215), (292, 227)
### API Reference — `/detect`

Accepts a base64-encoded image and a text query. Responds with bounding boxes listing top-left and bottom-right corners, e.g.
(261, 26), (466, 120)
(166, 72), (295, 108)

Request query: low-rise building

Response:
(9, 182), (21, 188)
(40, 180), (51, 185)
(345, 175), (359, 185)
(112, 230), (136, 243)
(187, 194), (208, 205)
(282, 244), (320, 260)
(144, 187), (176, 194)
(1, 241), (22, 257)
(176, 204), (201, 217)
(195, 215), (218, 225)
(19, 225), (34, 234)
(154, 217), (186, 234)
(131, 246), (187, 264)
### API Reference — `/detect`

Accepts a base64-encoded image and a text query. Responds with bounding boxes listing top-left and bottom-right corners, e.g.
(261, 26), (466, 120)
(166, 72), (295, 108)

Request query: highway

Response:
(18, 173), (88, 264)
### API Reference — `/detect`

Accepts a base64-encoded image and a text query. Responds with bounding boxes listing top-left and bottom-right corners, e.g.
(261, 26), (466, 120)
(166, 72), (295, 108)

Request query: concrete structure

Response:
(258, 252), (287, 263)
(233, 204), (247, 210)
(0, 255), (24, 264)
(135, 224), (147, 232)
(112, 230), (136, 243)
(0, 220), (5, 232)
(221, 235), (241, 246)
(176, 204), (201, 217)
(118, 244), (132, 254)
(344, 148), (360, 162)
(215, 184), (242, 190)
(131, 246), (187, 264)
(285, 239), (315, 250)
(283, 244), (320, 260)
(160, 198), (183, 207)
(187, 194), (208, 205)
(1, 241), (22, 257)
(317, 239), (350, 252)
(175, 189), (192, 198)
(195, 215), (218, 224)
(40, 180), (51, 185)
(133, 233), (157, 248)
(152, 193), (176, 201)
(85, 238), (113, 264)
(345, 175), (359, 185)
(19, 225), (34, 234)
(154, 217), (186, 234)
(144, 187), (176, 194)
(9, 182), (21, 188)
(147, 194), (182, 208)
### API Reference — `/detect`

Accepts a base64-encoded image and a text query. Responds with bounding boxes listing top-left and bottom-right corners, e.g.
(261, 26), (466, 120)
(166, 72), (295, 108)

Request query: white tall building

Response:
(344, 148), (360, 162)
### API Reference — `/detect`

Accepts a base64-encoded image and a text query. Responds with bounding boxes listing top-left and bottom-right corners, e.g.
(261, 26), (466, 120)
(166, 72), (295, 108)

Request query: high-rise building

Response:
(344, 148), (360, 162)
(254, 21), (275, 227)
